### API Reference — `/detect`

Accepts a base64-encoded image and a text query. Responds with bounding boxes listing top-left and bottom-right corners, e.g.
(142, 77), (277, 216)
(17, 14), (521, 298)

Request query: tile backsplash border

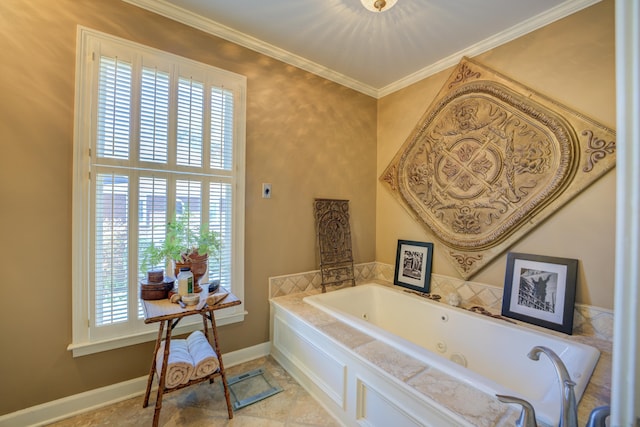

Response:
(268, 262), (613, 342)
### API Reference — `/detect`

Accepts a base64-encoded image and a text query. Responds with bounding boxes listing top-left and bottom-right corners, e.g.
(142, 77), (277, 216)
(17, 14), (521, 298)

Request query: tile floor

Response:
(46, 356), (341, 427)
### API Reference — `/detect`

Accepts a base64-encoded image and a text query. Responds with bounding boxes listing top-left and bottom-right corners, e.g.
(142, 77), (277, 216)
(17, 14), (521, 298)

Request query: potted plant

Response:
(141, 214), (220, 291)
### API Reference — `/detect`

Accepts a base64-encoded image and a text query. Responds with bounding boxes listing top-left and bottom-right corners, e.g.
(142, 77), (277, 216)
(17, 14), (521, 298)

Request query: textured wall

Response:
(377, 0), (615, 309)
(0, 0), (615, 417)
(0, 0), (376, 414)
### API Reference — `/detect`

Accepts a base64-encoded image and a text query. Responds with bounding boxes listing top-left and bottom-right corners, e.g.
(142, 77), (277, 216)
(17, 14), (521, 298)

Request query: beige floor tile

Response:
(46, 356), (337, 427)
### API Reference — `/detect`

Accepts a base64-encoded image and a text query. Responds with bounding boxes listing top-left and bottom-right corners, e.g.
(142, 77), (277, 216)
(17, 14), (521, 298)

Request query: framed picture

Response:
(394, 240), (434, 293)
(501, 252), (578, 334)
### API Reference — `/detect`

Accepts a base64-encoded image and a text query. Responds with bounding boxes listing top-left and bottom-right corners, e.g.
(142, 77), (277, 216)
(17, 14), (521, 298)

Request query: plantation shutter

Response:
(139, 68), (170, 163)
(210, 87), (234, 171)
(208, 88), (234, 288)
(94, 56), (132, 326)
(94, 173), (130, 325)
(85, 41), (243, 337)
(73, 29), (245, 354)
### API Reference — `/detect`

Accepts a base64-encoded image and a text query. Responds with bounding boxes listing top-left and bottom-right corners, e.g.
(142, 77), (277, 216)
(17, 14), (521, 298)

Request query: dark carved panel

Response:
(314, 199), (355, 292)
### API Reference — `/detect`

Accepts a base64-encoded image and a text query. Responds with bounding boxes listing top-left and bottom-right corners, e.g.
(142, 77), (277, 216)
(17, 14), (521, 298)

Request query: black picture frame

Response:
(393, 240), (434, 293)
(501, 252), (578, 334)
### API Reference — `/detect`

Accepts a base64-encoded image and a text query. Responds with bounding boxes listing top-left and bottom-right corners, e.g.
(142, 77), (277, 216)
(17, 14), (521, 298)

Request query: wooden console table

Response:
(142, 287), (241, 427)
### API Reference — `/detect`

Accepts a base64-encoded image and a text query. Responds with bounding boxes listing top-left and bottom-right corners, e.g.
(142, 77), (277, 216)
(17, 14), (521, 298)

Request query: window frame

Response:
(69, 27), (246, 357)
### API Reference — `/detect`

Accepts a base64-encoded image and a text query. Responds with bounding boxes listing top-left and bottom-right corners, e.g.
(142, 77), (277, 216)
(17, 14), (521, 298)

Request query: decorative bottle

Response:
(177, 267), (194, 296)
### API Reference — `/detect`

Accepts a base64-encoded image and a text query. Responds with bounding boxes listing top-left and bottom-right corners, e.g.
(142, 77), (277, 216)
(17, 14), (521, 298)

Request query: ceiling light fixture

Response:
(361, 0), (397, 13)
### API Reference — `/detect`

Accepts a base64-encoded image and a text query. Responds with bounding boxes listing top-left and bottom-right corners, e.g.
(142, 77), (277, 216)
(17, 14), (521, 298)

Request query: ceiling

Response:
(125, 0), (599, 98)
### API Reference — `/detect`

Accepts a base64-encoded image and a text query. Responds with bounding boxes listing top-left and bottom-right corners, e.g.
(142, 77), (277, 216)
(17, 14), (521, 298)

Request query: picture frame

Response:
(501, 252), (578, 334)
(394, 240), (434, 293)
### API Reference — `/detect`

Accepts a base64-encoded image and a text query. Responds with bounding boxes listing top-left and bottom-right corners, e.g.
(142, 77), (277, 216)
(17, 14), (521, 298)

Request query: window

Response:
(70, 28), (246, 356)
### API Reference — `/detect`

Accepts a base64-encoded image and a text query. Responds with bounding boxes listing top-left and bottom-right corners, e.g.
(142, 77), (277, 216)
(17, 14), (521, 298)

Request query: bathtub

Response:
(298, 283), (599, 426)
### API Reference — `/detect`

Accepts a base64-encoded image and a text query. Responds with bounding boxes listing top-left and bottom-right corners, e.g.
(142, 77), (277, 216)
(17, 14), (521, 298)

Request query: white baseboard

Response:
(0, 342), (271, 427)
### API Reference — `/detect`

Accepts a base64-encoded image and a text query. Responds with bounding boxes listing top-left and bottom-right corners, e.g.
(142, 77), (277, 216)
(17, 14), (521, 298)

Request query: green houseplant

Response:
(141, 214), (220, 288)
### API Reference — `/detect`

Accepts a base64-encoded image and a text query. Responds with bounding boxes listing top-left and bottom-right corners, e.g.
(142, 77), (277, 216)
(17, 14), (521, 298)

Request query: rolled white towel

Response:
(156, 339), (195, 389)
(186, 330), (220, 380)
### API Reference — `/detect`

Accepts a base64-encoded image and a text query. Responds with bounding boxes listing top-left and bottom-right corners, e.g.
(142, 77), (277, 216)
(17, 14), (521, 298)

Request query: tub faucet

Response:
(528, 346), (578, 427)
(496, 394), (538, 427)
(585, 406), (610, 427)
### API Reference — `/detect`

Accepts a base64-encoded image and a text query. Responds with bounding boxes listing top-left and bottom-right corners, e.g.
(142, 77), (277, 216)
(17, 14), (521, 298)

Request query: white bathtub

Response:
(302, 283), (599, 426)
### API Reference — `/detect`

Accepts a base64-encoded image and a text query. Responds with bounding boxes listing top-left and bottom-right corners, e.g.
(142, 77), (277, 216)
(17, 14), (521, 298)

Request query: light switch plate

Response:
(262, 183), (272, 199)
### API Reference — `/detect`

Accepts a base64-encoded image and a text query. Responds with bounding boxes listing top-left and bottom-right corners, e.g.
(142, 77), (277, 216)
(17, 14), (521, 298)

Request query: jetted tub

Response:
(302, 283), (600, 426)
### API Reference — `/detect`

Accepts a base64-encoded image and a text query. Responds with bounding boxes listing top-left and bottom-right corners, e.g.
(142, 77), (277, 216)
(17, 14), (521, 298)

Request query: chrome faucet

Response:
(496, 394), (538, 427)
(585, 406), (610, 427)
(528, 345), (578, 427)
(495, 395), (610, 427)
(496, 346), (609, 427)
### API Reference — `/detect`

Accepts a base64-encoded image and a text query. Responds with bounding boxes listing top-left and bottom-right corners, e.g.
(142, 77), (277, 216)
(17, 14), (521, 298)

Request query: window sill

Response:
(68, 310), (246, 357)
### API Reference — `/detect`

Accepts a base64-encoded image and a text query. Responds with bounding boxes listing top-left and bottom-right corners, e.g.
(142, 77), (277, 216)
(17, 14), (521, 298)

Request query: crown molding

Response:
(123, 0), (600, 99)
(378, 0), (601, 97)
(122, 0), (379, 97)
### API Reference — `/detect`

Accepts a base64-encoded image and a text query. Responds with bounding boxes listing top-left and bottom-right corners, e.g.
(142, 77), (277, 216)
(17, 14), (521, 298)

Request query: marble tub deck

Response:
(270, 289), (612, 427)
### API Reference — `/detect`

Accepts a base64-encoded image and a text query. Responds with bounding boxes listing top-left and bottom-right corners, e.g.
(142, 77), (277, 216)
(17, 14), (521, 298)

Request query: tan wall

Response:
(0, 0), (376, 414)
(0, 0), (616, 417)
(377, 0), (615, 309)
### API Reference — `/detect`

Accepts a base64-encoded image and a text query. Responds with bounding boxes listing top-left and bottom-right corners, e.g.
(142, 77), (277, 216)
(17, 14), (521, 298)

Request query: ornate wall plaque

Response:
(314, 199), (355, 292)
(381, 57), (616, 279)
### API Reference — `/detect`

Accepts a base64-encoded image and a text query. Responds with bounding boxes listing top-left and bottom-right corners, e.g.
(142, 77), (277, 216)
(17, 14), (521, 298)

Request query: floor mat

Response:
(227, 367), (283, 410)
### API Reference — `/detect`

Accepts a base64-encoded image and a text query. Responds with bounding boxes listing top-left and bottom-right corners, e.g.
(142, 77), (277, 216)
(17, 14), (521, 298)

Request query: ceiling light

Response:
(361, 0), (397, 13)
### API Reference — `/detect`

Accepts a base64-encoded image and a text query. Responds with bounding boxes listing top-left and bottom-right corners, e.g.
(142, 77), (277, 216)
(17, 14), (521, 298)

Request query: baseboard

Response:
(0, 342), (271, 427)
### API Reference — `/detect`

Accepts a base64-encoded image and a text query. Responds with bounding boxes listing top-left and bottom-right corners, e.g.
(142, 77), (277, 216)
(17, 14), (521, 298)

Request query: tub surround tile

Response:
(271, 291), (316, 306)
(573, 304), (614, 340)
(270, 265), (613, 426)
(474, 286), (503, 308)
(430, 274), (504, 312)
(318, 321), (376, 349)
(407, 369), (517, 427)
(575, 337), (612, 420)
(289, 305), (337, 327)
(271, 293), (517, 427)
(496, 409), (522, 427)
(372, 262), (395, 282)
(354, 340), (429, 382)
(270, 286), (613, 427)
(269, 263), (378, 298)
(270, 264), (614, 343)
(451, 283), (476, 304)
(269, 273), (322, 298)
(272, 294), (338, 328)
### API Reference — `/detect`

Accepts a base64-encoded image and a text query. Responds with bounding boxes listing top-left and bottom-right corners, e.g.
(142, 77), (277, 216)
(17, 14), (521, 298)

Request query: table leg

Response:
(152, 319), (172, 427)
(207, 311), (233, 419)
(143, 320), (165, 408)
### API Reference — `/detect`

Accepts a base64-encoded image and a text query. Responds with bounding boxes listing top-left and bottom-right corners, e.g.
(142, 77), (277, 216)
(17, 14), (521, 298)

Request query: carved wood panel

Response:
(381, 58), (616, 279)
(314, 199), (355, 292)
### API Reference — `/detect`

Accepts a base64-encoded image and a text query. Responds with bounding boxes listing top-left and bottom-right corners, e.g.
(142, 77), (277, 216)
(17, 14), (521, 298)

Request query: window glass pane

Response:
(176, 78), (204, 167)
(139, 68), (169, 163)
(176, 179), (202, 247)
(209, 182), (232, 288)
(95, 173), (129, 326)
(97, 57), (131, 160)
(210, 87), (234, 170)
(138, 176), (167, 276)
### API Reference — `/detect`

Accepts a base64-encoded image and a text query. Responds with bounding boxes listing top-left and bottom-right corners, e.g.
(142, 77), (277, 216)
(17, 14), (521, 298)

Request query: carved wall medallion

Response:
(381, 57), (616, 279)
